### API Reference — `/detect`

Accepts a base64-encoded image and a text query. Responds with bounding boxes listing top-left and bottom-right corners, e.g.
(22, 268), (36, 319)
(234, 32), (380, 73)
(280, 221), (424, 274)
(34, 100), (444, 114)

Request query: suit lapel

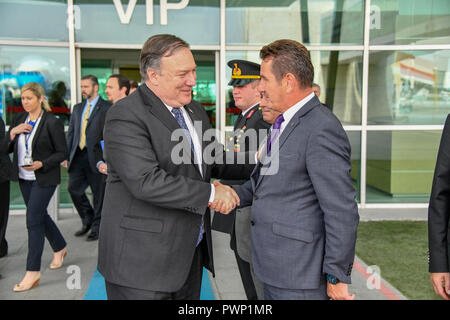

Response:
(139, 85), (181, 133)
(233, 113), (244, 131)
(277, 96), (319, 151)
(86, 99), (103, 129)
(31, 111), (47, 152)
(139, 85), (204, 178)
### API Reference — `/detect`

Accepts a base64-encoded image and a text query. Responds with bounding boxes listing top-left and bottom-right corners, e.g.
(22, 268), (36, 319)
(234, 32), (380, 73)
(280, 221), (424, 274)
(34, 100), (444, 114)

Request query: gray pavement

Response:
(0, 209), (98, 300)
(0, 208), (421, 300)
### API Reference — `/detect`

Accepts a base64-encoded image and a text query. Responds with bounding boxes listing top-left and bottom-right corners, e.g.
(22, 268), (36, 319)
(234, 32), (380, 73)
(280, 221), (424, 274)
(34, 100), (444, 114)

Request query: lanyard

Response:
(24, 110), (43, 155)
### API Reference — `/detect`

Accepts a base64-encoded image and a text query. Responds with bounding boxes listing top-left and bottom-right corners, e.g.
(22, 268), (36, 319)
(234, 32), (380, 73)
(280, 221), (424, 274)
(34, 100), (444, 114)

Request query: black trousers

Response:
(230, 226), (258, 300)
(105, 239), (207, 300)
(19, 180), (67, 271)
(68, 148), (105, 233)
(0, 180), (10, 256)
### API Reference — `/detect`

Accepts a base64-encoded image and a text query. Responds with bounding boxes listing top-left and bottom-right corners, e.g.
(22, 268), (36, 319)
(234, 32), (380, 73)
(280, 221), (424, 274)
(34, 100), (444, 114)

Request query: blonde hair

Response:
(21, 82), (51, 112)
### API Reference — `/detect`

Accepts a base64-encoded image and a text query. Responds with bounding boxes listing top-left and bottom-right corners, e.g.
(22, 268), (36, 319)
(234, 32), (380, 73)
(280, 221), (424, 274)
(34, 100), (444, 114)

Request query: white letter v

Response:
(113, 0), (137, 24)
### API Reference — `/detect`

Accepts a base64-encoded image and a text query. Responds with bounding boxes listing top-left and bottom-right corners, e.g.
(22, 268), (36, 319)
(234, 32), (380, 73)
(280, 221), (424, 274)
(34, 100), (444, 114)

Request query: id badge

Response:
(23, 154), (33, 166)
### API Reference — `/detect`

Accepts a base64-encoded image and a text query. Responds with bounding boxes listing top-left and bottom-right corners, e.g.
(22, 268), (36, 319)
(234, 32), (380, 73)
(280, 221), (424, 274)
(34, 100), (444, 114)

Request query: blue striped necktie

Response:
(171, 107), (204, 246)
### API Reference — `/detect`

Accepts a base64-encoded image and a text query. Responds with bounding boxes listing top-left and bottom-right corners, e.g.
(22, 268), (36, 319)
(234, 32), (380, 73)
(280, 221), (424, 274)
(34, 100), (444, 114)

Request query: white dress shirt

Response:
(273, 92), (315, 136)
(164, 103), (215, 203)
(18, 115), (42, 180)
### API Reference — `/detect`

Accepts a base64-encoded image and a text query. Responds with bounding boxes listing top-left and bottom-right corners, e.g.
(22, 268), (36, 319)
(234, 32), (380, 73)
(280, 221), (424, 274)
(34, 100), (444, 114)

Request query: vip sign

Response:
(113, 0), (189, 25)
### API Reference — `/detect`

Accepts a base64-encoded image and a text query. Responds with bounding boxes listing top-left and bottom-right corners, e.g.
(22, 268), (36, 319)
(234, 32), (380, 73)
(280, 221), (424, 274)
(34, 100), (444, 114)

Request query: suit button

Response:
(251, 220), (255, 226)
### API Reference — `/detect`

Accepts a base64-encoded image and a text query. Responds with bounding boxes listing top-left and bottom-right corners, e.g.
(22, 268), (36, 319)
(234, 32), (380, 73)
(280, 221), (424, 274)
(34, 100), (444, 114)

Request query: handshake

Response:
(208, 180), (240, 215)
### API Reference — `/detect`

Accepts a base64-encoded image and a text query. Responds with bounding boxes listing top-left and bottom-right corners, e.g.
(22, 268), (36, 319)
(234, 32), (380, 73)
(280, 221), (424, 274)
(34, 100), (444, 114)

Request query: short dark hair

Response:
(260, 39), (314, 89)
(109, 74), (130, 96)
(129, 80), (139, 89)
(139, 34), (190, 80)
(81, 74), (99, 87)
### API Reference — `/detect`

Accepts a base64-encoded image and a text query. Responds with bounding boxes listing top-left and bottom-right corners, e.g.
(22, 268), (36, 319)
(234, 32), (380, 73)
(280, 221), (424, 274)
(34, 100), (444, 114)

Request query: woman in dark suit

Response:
(8, 82), (68, 292)
(0, 117), (12, 259)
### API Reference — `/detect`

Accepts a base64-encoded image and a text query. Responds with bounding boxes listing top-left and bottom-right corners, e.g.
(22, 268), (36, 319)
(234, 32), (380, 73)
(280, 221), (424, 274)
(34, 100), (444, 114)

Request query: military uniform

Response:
(212, 60), (270, 300)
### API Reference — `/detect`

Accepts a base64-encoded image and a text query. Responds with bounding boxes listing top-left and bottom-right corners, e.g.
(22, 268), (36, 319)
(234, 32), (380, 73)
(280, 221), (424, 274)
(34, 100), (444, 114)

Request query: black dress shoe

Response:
(74, 225), (91, 237)
(87, 232), (99, 241)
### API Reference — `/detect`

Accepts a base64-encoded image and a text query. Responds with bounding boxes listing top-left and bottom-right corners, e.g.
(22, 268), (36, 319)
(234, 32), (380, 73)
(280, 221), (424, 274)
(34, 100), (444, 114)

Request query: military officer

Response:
(212, 59), (270, 300)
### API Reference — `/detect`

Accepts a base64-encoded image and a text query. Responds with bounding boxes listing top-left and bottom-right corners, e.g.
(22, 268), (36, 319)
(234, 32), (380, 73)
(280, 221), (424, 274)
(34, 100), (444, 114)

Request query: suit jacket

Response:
(8, 111), (67, 187)
(98, 84), (252, 292)
(0, 118), (12, 183)
(213, 104), (270, 236)
(428, 114), (450, 273)
(66, 97), (111, 173)
(234, 95), (359, 290)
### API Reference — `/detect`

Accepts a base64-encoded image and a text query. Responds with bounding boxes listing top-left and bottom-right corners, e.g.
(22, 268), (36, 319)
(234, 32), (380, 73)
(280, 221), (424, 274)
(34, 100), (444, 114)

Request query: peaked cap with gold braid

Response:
(227, 59), (261, 86)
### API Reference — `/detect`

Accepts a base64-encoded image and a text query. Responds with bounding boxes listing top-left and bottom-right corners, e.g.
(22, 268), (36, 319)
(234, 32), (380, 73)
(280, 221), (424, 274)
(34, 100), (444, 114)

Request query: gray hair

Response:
(139, 34), (190, 81)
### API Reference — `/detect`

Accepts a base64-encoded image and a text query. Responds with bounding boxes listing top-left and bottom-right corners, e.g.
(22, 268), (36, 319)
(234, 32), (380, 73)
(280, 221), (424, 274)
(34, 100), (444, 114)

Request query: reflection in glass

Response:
(193, 60), (216, 128)
(0, 46), (71, 126)
(0, 0), (68, 42)
(226, 0), (364, 45)
(368, 50), (450, 125)
(370, 0), (450, 45)
(312, 51), (362, 125)
(366, 130), (440, 203)
(225, 50), (363, 126)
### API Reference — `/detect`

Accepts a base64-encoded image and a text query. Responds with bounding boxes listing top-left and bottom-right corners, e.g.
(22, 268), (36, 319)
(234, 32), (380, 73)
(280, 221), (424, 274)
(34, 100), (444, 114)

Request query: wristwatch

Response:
(326, 274), (340, 285)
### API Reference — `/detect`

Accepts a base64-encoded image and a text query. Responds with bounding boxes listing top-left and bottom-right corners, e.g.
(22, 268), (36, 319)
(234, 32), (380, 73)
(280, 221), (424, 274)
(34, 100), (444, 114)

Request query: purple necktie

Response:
(267, 114), (285, 156)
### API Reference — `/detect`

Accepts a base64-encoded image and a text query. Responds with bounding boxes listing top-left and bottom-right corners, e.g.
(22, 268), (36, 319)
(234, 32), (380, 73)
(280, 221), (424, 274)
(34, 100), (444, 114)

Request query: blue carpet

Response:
(84, 268), (215, 300)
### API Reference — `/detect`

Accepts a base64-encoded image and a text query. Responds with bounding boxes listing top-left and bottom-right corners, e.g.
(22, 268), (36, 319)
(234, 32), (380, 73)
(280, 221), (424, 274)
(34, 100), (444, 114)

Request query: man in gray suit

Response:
(214, 39), (359, 300)
(98, 34), (248, 300)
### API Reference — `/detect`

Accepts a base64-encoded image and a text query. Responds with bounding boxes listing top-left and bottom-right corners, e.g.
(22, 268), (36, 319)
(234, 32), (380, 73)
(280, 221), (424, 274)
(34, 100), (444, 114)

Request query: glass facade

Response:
(0, 46), (71, 125)
(370, 0), (450, 45)
(368, 50), (450, 125)
(0, 0), (68, 42)
(1, 0), (449, 211)
(366, 130), (441, 203)
(0, 45), (71, 209)
(226, 0), (364, 45)
(74, 0), (220, 45)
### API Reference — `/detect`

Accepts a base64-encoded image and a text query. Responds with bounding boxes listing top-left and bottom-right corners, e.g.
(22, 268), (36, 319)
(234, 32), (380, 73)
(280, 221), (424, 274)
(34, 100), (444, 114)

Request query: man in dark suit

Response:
(0, 117), (12, 259)
(212, 60), (269, 300)
(98, 34), (249, 300)
(214, 39), (359, 300)
(312, 83), (331, 109)
(63, 75), (111, 241)
(94, 74), (131, 191)
(105, 74), (130, 105)
(428, 114), (450, 300)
